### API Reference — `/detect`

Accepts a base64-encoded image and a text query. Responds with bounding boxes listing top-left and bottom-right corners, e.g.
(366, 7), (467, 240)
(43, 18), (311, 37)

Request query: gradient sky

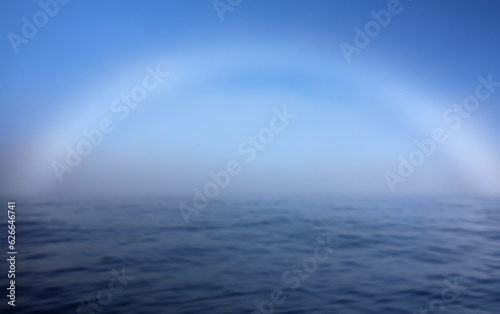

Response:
(1, 0), (500, 197)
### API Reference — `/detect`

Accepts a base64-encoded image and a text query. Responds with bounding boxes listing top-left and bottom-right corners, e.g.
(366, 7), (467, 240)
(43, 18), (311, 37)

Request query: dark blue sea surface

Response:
(1, 195), (499, 313)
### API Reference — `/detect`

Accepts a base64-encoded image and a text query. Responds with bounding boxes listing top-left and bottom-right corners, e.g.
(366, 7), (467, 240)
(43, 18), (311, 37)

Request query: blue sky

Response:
(1, 0), (500, 196)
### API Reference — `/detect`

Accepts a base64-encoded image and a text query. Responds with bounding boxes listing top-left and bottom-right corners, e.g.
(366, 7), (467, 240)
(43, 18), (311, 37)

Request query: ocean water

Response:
(1, 195), (499, 313)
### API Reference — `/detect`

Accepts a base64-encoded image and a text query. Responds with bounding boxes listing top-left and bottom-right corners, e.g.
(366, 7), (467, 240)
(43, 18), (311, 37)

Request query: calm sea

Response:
(1, 195), (499, 313)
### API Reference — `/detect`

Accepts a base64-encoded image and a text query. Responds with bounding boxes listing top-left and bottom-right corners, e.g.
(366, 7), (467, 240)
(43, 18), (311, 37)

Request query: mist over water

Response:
(1, 1), (500, 313)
